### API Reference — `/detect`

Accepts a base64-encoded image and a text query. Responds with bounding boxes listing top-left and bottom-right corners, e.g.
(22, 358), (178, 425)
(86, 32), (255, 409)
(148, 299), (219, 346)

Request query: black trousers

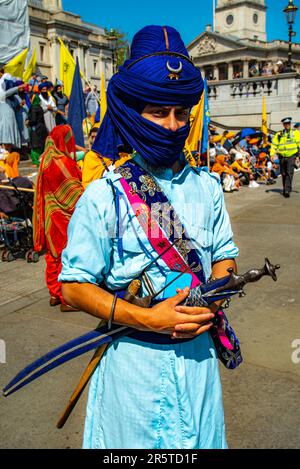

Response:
(279, 155), (296, 194)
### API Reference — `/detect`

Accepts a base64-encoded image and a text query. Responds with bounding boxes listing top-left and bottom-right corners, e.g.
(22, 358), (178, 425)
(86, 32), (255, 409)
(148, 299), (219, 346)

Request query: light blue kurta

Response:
(15, 95), (29, 145)
(0, 85), (21, 147)
(59, 155), (239, 449)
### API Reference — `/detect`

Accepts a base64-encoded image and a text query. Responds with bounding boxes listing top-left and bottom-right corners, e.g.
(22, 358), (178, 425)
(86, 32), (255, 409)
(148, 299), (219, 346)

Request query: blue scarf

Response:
(92, 25), (204, 167)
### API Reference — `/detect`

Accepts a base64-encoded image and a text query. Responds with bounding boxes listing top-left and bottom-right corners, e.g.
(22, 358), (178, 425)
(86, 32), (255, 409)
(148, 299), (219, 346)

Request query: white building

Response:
(188, 0), (300, 130)
(28, 0), (114, 87)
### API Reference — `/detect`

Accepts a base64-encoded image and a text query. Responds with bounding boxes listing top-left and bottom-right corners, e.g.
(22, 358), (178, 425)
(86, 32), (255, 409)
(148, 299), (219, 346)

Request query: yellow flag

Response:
(185, 92), (205, 153)
(4, 48), (28, 78)
(262, 95), (268, 146)
(23, 49), (37, 83)
(100, 71), (107, 125)
(58, 37), (76, 97)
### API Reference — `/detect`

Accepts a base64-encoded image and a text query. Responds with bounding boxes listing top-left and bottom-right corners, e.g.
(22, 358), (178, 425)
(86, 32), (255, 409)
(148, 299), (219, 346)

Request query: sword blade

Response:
(3, 327), (107, 395)
(3, 326), (131, 397)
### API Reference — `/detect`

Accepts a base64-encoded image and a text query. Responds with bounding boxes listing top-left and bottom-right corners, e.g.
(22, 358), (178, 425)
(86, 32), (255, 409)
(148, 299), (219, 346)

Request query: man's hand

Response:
(150, 288), (214, 339)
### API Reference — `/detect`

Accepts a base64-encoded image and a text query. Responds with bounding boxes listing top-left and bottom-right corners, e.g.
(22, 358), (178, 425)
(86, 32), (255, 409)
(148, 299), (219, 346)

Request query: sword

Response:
(3, 258), (280, 401)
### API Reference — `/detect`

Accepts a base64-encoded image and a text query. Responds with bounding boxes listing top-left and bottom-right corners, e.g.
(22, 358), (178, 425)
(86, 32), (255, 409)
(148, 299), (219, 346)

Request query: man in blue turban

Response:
(59, 25), (239, 449)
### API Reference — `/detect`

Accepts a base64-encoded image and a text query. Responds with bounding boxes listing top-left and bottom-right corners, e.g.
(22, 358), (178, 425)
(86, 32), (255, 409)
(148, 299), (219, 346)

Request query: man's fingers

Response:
(172, 287), (190, 305)
(172, 323), (213, 340)
(175, 321), (213, 334)
(176, 312), (215, 325)
(175, 305), (212, 316)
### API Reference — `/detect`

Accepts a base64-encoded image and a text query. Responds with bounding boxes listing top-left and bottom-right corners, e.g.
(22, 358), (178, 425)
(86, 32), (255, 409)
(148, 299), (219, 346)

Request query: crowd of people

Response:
(207, 60), (290, 81)
(208, 128), (280, 192)
(0, 68), (101, 172)
(206, 120), (300, 196)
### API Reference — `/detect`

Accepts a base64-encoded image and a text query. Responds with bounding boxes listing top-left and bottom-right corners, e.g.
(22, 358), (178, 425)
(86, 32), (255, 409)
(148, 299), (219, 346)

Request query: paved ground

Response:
(0, 173), (299, 449)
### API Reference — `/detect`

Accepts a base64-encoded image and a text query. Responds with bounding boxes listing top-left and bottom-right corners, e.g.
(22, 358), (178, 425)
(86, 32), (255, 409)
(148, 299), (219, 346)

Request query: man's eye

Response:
(177, 111), (189, 118)
(153, 110), (166, 117)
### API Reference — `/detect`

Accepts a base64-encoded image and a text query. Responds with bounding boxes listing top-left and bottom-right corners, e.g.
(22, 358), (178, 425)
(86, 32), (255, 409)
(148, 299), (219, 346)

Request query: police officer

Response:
(271, 117), (300, 198)
(294, 122), (300, 132)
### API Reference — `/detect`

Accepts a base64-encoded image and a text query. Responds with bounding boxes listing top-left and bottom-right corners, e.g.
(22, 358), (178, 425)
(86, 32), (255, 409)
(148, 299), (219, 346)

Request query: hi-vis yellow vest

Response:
(271, 130), (300, 158)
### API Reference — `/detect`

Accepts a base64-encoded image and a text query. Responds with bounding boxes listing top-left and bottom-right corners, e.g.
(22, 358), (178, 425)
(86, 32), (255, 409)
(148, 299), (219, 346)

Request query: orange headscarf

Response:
(49, 125), (77, 159)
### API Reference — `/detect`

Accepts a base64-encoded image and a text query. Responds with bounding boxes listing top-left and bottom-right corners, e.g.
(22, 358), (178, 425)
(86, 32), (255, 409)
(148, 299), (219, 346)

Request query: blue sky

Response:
(63, 0), (300, 45)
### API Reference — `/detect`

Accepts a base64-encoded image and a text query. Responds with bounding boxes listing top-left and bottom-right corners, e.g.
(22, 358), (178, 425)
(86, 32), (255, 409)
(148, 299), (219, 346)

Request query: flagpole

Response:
(207, 146), (210, 171)
(85, 119), (91, 150)
(213, 0), (216, 32)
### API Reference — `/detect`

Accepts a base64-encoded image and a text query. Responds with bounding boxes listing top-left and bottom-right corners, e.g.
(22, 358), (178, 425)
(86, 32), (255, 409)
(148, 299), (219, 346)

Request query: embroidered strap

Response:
(119, 177), (200, 289)
(116, 160), (206, 288)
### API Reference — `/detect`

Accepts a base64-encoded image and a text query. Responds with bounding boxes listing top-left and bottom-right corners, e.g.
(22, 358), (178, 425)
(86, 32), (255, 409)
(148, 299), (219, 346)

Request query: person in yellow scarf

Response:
(82, 127), (130, 189)
(0, 144), (20, 178)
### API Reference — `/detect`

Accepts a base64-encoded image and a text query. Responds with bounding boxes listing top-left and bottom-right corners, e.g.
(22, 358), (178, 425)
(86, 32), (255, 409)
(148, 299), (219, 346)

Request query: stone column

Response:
(213, 65), (219, 81)
(83, 47), (89, 79)
(78, 43), (86, 75)
(109, 58), (113, 78)
(243, 60), (249, 79)
(99, 50), (105, 76)
(49, 34), (60, 83)
(228, 62), (233, 80)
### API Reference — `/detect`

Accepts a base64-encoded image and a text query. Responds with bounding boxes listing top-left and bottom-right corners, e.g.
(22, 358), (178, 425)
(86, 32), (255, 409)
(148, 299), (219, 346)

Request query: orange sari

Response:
(33, 125), (84, 302)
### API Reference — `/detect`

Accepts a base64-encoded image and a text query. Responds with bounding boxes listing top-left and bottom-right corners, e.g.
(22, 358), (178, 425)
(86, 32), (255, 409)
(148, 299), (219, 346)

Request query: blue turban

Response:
(38, 81), (53, 92)
(92, 25), (204, 167)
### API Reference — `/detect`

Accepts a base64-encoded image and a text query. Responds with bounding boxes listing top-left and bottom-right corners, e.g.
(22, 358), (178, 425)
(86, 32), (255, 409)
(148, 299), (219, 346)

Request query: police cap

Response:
(281, 117), (292, 124)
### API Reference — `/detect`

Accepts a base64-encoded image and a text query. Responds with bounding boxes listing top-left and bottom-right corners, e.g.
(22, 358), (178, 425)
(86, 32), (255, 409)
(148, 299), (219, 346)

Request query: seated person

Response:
(255, 152), (276, 185)
(0, 144), (20, 179)
(221, 131), (235, 152)
(211, 155), (240, 192)
(231, 153), (257, 187)
(82, 127), (130, 189)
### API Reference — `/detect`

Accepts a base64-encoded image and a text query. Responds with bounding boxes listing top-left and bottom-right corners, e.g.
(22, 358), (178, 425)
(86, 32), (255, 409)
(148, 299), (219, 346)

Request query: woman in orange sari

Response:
(33, 125), (84, 311)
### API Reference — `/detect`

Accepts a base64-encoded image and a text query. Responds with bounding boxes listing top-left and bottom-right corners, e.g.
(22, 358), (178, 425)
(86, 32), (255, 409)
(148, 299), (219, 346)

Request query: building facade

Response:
(188, 0), (300, 130)
(28, 0), (114, 87)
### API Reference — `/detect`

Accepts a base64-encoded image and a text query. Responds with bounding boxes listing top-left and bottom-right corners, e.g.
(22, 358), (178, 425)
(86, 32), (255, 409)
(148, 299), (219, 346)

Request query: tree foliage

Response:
(104, 28), (130, 69)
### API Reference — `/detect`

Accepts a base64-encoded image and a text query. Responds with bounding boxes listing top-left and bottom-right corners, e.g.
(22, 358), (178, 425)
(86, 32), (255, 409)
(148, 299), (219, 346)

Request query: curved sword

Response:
(3, 325), (131, 397)
(3, 259), (279, 398)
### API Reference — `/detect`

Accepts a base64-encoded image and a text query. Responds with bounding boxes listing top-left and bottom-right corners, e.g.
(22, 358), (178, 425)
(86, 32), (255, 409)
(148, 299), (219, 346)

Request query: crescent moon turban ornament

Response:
(166, 59), (183, 80)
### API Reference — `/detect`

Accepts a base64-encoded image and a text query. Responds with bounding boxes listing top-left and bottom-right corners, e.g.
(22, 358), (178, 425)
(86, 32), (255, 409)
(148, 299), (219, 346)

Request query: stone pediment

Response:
(198, 35), (218, 55)
(188, 32), (246, 58)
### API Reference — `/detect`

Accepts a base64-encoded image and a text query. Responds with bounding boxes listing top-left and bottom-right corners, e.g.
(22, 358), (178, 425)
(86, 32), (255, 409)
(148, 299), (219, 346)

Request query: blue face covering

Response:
(92, 25), (204, 168)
